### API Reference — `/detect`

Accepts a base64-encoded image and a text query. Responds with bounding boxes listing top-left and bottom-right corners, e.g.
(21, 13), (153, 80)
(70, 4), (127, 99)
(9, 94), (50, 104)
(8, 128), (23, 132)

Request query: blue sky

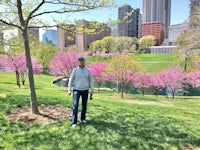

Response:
(40, 0), (190, 39)
(64, 0), (190, 25)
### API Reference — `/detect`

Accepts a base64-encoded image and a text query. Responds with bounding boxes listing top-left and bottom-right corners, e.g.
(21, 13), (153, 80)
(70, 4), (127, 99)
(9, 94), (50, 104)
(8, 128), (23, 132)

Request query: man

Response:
(68, 56), (94, 128)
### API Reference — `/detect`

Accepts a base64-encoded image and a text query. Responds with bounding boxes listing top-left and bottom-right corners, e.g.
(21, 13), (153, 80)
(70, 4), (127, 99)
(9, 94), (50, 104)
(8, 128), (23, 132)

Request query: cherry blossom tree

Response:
(49, 51), (81, 77)
(186, 59), (200, 88)
(2, 54), (41, 87)
(149, 72), (165, 96)
(132, 71), (151, 95)
(194, 59), (200, 69)
(186, 71), (200, 88)
(161, 67), (186, 99)
(90, 62), (108, 91)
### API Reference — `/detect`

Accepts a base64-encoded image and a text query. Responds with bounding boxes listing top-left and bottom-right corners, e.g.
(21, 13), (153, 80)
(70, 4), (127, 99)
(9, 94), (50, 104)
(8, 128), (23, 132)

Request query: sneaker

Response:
(71, 124), (77, 128)
(81, 120), (87, 123)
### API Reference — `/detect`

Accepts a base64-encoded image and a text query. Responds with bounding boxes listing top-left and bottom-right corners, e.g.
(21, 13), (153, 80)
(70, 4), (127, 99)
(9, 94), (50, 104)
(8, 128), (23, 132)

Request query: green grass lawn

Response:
(133, 54), (177, 72)
(0, 72), (200, 150)
(88, 54), (177, 72)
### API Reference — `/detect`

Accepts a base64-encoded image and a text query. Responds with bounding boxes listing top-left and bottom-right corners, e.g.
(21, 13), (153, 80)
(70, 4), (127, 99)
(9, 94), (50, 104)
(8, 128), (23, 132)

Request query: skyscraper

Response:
(190, 0), (200, 28)
(142, 0), (171, 38)
(118, 5), (140, 38)
(42, 29), (58, 46)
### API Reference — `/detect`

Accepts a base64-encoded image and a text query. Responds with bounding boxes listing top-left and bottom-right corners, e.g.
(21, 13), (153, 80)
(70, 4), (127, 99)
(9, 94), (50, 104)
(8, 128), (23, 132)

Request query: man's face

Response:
(78, 60), (85, 67)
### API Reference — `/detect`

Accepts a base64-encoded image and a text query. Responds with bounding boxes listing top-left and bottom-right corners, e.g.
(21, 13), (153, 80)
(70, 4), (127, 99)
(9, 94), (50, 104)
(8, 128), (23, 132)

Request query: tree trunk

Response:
(117, 80), (119, 94)
(142, 89), (145, 95)
(121, 83), (124, 98)
(23, 29), (39, 114)
(125, 84), (128, 94)
(172, 90), (175, 99)
(184, 57), (187, 72)
(98, 82), (101, 92)
(16, 70), (20, 88)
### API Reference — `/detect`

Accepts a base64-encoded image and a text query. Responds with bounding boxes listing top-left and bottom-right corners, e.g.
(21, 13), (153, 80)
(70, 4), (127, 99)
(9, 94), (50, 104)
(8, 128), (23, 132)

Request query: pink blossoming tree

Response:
(149, 72), (165, 96)
(161, 67), (186, 99)
(90, 62), (108, 91)
(3, 54), (41, 87)
(132, 71), (151, 95)
(49, 51), (81, 77)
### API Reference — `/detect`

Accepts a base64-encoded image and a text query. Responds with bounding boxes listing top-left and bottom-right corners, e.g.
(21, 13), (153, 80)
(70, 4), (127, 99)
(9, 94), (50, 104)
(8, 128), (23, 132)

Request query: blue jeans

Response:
(72, 90), (88, 124)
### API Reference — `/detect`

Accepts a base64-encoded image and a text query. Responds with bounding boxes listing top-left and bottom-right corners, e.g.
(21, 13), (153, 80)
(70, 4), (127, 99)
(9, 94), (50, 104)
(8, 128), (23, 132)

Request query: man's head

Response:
(78, 56), (85, 61)
(78, 56), (85, 68)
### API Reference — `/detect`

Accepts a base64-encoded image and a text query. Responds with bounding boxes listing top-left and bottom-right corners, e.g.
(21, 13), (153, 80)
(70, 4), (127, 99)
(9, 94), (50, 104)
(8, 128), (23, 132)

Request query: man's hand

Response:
(90, 91), (93, 100)
(68, 91), (71, 96)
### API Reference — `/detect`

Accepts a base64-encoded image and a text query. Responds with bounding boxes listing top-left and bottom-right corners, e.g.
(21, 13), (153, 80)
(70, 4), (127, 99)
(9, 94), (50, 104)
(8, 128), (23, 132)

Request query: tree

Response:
(90, 62), (108, 91)
(115, 36), (137, 53)
(49, 51), (80, 77)
(186, 59), (200, 88)
(89, 40), (104, 52)
(0, 0), (114, 114)
(106, 54), (143, 98)
(161, 67), (186, 99)
(138, 35), (156, 53)
(149, 72), (164, 96)
(101, 36), (115, 53)
(132, 71), (151, 95)
(33, 43), (57, 74)
(186, 71), (200, 88)
(175, 29), (199, 71)
(2, 54), (41, 87)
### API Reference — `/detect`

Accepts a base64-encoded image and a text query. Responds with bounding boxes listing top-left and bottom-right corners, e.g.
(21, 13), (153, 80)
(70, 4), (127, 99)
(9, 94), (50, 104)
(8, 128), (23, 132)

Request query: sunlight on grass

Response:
(0, 93), (6, 98)
(0, 72), (200, 149)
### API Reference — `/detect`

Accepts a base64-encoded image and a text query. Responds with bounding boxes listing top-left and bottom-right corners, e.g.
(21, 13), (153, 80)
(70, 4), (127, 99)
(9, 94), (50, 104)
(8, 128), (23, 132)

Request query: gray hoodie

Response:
(68, 66), (94, 92)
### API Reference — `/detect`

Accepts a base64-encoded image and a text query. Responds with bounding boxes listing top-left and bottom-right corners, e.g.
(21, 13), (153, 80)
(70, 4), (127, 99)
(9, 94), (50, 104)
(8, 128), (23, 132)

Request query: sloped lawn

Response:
(0, 72), (200, 149)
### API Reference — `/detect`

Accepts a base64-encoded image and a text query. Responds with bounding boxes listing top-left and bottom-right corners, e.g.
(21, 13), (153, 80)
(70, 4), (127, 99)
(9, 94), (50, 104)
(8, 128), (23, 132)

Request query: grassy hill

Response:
(87, 54), (177, 72)
(0, 72), (200, 149)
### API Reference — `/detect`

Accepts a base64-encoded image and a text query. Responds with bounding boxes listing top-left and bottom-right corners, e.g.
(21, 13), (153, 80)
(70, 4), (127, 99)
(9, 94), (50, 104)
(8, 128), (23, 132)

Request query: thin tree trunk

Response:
(16, 70), (20, 88)
(172, 90), (175, 99)
(125, 84), (128, 94)
(117, 80), (119, 94)
(17, 0), (39, 114)
(121, 83), (124, 98)
(98, 82), (101, 92)
(142, 89), (145, 95)
(184, 57), (187, 72)
(23, 29), (39, 114)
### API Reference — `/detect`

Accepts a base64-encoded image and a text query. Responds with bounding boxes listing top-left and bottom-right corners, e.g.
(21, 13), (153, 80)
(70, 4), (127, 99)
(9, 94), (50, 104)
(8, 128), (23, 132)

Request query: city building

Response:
(142, 0), (171, 38)
(150, 45), (177, 54)
(57, 24), (76, 51)
(76, 20), (111, 51)
(111, 25), (118, 37)
(142, 21), (164, 46)
(168, 22), (189, 45)
(42, 29), (58, 46)
(190, 0), (200, 28)
(28, 28), (39, 41)
(0, 30), (3, 53)
(118, 5), (140, 38)
(3, 28), (18, 52)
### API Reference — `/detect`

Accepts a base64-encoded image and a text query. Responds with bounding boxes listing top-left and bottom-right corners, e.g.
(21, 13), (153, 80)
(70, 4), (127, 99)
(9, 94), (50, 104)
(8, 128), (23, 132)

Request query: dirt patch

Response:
(5, 105), (71, 126)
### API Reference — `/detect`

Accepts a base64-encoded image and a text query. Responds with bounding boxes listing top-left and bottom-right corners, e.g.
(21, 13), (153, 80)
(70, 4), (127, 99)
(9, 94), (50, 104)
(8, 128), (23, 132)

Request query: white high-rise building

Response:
(168, 22), (189, 45)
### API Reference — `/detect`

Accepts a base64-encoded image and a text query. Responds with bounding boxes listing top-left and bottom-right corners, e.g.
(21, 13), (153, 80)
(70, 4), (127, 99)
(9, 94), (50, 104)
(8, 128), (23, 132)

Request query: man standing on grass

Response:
(68, 56), (94, 128)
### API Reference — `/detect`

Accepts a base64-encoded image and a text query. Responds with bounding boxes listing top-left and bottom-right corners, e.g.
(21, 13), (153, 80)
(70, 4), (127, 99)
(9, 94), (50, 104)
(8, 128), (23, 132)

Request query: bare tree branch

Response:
(26, 0), (45, 24)
(0, 19), (22, 30)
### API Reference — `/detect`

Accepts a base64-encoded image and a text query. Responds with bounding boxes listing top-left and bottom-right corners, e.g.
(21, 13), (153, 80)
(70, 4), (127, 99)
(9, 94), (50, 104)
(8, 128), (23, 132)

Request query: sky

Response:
(40, 0), (190, 39)
(65, 0), (190, 25)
